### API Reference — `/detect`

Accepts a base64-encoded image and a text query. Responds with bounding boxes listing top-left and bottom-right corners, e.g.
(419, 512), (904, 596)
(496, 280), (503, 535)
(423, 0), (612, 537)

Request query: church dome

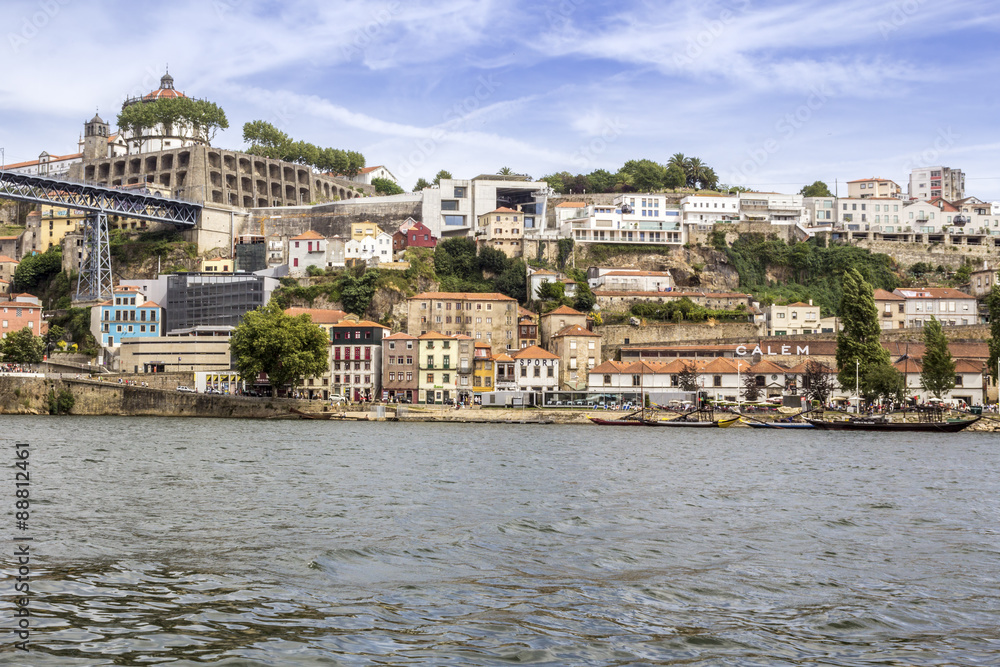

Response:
(141, 72), (187, 102)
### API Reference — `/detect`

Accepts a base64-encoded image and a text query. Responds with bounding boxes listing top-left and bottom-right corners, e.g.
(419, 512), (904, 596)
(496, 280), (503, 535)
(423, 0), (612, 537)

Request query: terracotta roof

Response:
(291, 230), (325, 240)
(544, 305), (584, 316)
(489, 207), (519, 214)
(590, 360), (627, 374)
(873, 289), (903, 301)
(784, 301), (813, 308)
(847, 177), (893, 183)
(700, 357), (740, 373)
(893, 358), (922, 374)
(285, 308), (348, 324)
(0, 236), (18, 240)
(410, 292), (516, 301)
(747, 359), (789, 374)
(784, 360), (835, 374)
(0, 256), (17, 263)
(553, 324), (600, 338)
(383, 332), (418, 340)
(114, 285), (142, 292)
(493, 353), (515, 363)
(358, 166), (384, 174)
(955, 359), (984, 373)
(474, 341), (492, 348)
(2, 153), (82, 169)
(602, 270), (672, 277)
(329, 318), (389, 329)
(512, 345), (559, 360)
(594, 290), (750, 299)
(453, 334), (473, 340)
(532, 269), (557, 275)
(418, 331), (453, 340)
(555, 201), (587, 208)
(141, 301), (161, 309)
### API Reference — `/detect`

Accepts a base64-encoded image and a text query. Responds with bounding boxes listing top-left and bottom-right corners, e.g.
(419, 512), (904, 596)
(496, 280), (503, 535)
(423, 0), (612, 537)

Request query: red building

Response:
(0, 294), (43, 339)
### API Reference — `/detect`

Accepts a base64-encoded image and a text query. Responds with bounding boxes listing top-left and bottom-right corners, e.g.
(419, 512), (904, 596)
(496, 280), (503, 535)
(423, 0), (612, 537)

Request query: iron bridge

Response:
(0, 171), (202, 300)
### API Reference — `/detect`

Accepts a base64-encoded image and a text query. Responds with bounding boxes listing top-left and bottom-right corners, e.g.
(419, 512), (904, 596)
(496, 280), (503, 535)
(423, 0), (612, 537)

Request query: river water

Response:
(2, 416), (999, 665)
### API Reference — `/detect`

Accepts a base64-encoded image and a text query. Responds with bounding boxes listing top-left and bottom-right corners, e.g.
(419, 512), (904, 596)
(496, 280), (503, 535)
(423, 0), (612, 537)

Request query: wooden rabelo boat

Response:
(805, 408), (980, 432)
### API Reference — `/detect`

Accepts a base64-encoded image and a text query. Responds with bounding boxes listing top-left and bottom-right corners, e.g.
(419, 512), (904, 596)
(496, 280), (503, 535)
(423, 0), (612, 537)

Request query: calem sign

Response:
(736, 344), (809, 356)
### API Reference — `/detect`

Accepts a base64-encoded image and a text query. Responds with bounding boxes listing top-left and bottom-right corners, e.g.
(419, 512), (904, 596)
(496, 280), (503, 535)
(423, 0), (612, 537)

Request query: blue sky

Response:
(2, 0), (999, 198)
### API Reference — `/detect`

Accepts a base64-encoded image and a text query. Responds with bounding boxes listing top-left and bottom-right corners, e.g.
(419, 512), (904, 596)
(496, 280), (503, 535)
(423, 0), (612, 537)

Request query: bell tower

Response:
(83, 112), (109, 160)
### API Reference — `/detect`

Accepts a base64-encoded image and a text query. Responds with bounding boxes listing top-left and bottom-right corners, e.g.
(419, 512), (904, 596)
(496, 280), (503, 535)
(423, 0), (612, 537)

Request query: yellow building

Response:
(350, 221), (382, 242)
(475, 207), (524, 257)
(472, 341), (494, 393)
(417, 332), (474, 404)
(200, 257), (235, 273)
(35, 205), (86, 253)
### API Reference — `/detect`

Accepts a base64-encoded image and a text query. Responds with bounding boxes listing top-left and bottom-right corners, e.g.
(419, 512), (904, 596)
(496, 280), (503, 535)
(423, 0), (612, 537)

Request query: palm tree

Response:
(497, 167), (513, 175)
(668, 153), (687, 171)
(700, 166), (719, 191)
(685, 157), (704, 189)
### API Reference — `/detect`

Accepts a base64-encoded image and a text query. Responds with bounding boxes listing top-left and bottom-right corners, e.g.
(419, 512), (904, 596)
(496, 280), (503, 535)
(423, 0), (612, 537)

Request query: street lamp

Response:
(736, 360), (742, 411)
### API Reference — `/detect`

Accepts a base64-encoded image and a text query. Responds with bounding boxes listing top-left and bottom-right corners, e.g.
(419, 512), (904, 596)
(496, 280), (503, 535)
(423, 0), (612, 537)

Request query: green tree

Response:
(413, 178), (431, 192)
(799, 181), (833, 197)
(572, 280), (596, 313)
(664, 164), (686, 189)
(618, 159), (666, 192)
(685, 157), (705, 189)
(2, 328), (44, 364)
(476, 246), (508, 276)
(919, 316), (956, 399)
(668, 153), (687, 171)
(677, 363), (700, 392)
(371, 177), (404, 195)
(432, 170), (452, 186)
(497, 167), (514, 175)
(338, 269), (381, 316)
(987, 286), (1000, 389)
(802, 361), (835, 404)
(12, 246), (62, 292)
(699, 166), (719, 191)
(118, 97), (228, 146)
(230, 302), (329, 397)
(862, 363), (906, 405)
(586, 169), (616, 193)
(742, 373), (760, 402)
(536, 281), (565, 302)
(495, 259), (527, 302)
(836, 268), (890, 397)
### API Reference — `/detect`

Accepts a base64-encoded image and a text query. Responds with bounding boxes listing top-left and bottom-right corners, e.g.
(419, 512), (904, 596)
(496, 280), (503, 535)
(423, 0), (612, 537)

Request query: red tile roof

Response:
(384, 332), (418, 340)
(291, 230), (325, 240)
(285, 308), (348, 324)
(512, 345), (559, 360)
(544, 305), (584, 316)
(553, 324), (600, 337)
(873, 289), (903, 301)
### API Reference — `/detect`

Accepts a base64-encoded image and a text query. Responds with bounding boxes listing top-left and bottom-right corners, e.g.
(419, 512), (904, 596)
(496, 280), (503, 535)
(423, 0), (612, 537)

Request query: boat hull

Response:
(589, 418), (646, 426)
(804, 417), (979, 432)
(745, 421), (815, 429)
(643, 416), (741, 428)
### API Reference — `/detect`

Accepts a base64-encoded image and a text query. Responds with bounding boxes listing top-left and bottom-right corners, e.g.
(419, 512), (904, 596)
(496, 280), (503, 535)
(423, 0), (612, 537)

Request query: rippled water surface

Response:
(2, 416), (1000, 665)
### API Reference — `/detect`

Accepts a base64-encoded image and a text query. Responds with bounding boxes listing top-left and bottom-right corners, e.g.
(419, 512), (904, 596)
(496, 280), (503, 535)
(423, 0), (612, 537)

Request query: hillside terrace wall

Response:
(598, 321), (762, 360)
(245, 197), (422, 242)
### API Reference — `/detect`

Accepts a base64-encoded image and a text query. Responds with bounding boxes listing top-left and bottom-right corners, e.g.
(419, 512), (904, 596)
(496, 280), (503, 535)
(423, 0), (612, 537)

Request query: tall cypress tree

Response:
(835, 268), (890, 396)
(987, 286), (1000, 389)
(919, 316), (955, 399)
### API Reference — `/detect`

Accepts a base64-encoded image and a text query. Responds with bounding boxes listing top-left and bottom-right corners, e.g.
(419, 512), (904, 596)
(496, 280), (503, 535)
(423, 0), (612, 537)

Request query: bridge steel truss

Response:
(0, 171), (201, 301)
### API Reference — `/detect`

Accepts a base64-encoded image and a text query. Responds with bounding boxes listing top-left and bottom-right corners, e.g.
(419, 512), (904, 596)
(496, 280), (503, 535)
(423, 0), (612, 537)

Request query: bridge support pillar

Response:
(76, 210), (114, 301)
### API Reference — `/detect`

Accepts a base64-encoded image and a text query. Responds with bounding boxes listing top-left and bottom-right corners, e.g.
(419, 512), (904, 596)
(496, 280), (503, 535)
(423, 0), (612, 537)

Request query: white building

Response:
(348, 165), (398, 186)
(892, 288), (978, 328)
(345, 231), (393, 264)
(896, 358), (983, 406)
(591, 270), (672, 292)
(764, 301), (821, 336)
(837, 197), (906, 231)
(421, 175), (549, 239)
(120, 73), (212, 154)
(680, 194), (740, 227)
(739, 192), (806, 225)
(511, 345), (560, 393)
(909, 166), (965, 201)
(847, 178), (902, 199)
(288, 231), (328, 276)
(803, 197), (836, 228)
(561, 194), (683, 246)
(528, 269), (578, 300)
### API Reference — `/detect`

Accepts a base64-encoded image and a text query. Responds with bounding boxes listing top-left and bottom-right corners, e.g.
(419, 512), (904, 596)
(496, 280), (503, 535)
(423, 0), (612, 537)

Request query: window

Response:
(426, 373), (434, 383)
(441, 200), (459, 211)
(453, 186), (466, 198)
(713, 375), (722, 387)
(534, 366), (541, 377)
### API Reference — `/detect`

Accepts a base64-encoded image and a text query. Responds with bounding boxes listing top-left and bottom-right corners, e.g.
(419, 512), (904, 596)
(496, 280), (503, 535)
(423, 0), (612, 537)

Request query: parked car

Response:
(329, 394), (348, 404)
(176, 386), (195, 393)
